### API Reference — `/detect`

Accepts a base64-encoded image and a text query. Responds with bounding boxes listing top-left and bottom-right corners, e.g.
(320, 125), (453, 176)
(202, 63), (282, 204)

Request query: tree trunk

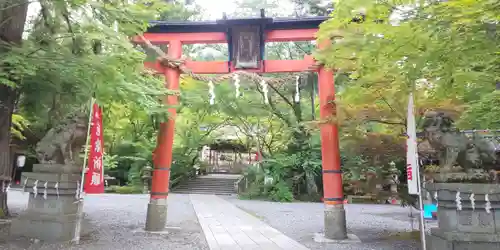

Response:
(0, 85), (16, 217)
(305, 171), (319, 196)
(0, 0), (29, 218)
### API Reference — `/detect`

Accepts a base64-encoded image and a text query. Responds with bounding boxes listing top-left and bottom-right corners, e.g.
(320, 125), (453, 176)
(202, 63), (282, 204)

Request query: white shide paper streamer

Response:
(233, 74), (240, 98)
(434, 191), (438, 208)
(43, 181), (48, 200)
(55, 182), (60, 198)
(33, 180), (39, 198)
(260, 80), (269, 104)
(208, 81), (215, 105)
(455, 191), (462, 211)
(485, 194), (492, 213)
(75, 181), (80, 200)
(23, 178), (29, 192)
(294, 76), (300, 103)
(470, 193), (475, 211)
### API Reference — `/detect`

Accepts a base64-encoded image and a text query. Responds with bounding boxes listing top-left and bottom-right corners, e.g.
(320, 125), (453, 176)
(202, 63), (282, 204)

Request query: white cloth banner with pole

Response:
(79, 97), (95, 199)
(406, 91), (420, 195)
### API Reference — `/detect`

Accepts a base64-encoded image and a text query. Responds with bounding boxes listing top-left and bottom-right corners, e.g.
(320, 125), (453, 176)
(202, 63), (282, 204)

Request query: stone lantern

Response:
(141, 165), (153, 194)
(388, 161), (399, 194)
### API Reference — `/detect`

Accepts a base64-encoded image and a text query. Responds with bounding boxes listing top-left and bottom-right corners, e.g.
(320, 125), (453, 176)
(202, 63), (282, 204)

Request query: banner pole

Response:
(79, 97), (95, 199)
(417, 167), (427, 250)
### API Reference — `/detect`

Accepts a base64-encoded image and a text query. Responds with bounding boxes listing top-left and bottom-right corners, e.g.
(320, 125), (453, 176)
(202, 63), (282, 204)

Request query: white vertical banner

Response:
(406, 91), (420, 195)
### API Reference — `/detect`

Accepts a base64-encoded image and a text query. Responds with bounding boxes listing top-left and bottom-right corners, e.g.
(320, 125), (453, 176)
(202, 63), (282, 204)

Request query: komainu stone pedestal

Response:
(426, 183), (500, 250)
(10, 164), (84, 242)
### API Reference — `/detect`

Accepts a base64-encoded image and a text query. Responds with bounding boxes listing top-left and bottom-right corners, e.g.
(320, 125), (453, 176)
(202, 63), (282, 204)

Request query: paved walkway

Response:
(190, 194), (309, 250)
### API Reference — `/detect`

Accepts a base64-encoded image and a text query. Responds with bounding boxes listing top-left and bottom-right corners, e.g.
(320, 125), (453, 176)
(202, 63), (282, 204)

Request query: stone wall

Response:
(426, 183), (500, 250)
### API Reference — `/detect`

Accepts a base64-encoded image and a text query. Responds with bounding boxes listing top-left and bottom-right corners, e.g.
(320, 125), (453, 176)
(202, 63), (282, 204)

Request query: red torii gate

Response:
(136, 14), (347, 240)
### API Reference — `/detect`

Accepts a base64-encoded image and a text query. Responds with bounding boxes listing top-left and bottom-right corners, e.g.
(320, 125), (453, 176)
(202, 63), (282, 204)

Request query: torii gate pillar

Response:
(145, 40), (182, 232)
(318, 40), (347, 240)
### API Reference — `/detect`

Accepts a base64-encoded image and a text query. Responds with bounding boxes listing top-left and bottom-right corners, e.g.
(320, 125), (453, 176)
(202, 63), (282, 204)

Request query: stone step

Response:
(178, 184), (234, 187)
(184, 181), (235, 184)
(180, 184), (234, 187)
(183, 182), (235, 185)
(176, 184), (234, 188)
(175, 190), (235, 193)
(180, 180), (236, 183)
(174, 187), (235, 192)
(192, 177), (240, 180)
(178, 180), (235, 184)
(178, 181), (236, 186)
(175, 190), (235, 194)
(173, 188), (235, 193)
(173, 176), (239, 195)
(175, 185), (234, 188)
(172, 190), (235, 195)
(173, 188), (235, 192)
(176, 188), (234, 192)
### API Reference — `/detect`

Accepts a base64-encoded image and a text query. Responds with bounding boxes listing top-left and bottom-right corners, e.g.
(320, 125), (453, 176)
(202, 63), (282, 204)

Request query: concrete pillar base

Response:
(324, 204), (348, 240)
(314, 233), (360, 243)
(145, 198), (168, 232)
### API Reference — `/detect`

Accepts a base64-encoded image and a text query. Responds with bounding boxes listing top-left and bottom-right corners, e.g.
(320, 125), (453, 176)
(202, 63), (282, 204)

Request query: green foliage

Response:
(110, 139), (154, 185)
(315, 0), (498, 134)
(268, 181), (294, 202)
(318, 0), (499, 105)
(240, 132), (323, 201)
(240, 181), (265, 200)
(292, 0), (332, 16)
(312, 1), (497, 203)
(240, 173), (295, 202)
(157, 1), (199, 21)
(99, 76), (226, 185)
(103, 153), (119, 170)
(0, 1), (206, 190)
(105, 185), (143, 194)
(11, 114), (29, 140)
(341, 155), (368, 181)
(2, 0), (176, 141)
(458, 91), (500, 129)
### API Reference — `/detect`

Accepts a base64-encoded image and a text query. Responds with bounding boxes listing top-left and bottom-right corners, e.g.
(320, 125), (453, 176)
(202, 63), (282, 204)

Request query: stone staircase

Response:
(172, 174), (241, 195)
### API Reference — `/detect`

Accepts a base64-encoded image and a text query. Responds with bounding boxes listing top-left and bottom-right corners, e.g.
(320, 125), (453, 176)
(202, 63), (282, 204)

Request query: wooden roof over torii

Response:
(144, 16), (328, 41)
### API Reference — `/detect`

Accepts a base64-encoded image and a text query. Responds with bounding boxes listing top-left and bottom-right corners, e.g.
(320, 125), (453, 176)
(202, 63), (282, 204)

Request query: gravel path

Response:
(0, 192), (434, 250)
(0, 191), (208, 250)
(225, 197), (434, 250)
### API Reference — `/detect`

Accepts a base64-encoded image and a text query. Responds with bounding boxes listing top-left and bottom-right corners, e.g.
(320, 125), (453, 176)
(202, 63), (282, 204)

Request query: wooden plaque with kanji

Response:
(231, 25), (261, 69)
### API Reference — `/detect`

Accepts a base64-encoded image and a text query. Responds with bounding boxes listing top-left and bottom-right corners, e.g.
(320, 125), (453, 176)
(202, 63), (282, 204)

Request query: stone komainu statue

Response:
(35, 111), (88, 165)
(422, 111), (500, 173)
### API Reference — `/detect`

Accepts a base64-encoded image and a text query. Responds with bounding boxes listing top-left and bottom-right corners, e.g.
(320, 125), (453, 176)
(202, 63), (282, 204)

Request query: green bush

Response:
(239, 182), (264, 200)
(105, 185), (143, 194)
(268, 181), (294, 202)
(240, 179), (294, 202)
